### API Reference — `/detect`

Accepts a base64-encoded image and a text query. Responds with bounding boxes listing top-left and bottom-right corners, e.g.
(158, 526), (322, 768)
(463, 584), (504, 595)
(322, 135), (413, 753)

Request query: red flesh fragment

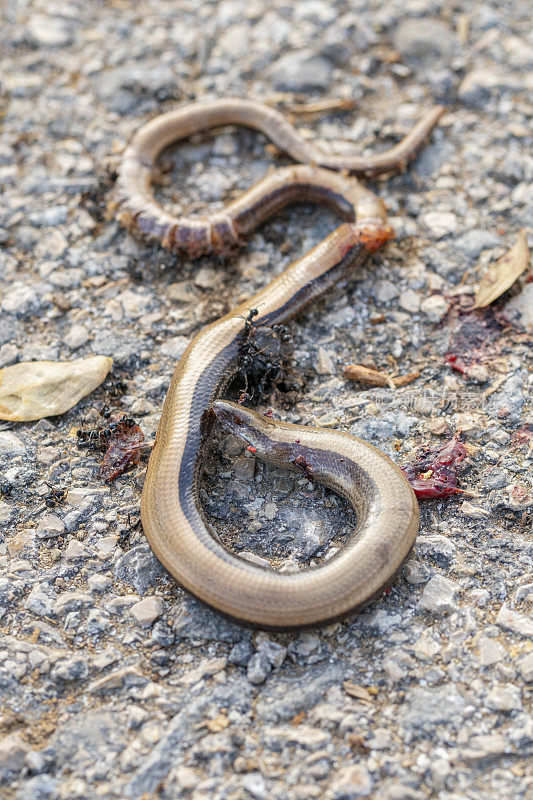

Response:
(355, 224), (395, 254)
(401, 437), (467, 499)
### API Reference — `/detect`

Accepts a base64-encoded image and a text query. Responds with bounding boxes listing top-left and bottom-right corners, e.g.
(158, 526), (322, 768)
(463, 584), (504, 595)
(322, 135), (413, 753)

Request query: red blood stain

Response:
(445, 309), (501, 379)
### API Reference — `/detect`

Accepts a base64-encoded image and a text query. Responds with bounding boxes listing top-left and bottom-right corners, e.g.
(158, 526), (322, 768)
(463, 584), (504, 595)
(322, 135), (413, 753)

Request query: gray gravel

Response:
(1, 1), (532, 799)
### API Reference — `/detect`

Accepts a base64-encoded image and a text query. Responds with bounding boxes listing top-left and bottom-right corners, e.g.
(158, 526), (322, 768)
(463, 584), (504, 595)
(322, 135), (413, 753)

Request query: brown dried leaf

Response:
(473, 230), (529, 309)
(344, 364), (420, 388)
(344, 364), (395, 388)
(342, 681), (375, 702)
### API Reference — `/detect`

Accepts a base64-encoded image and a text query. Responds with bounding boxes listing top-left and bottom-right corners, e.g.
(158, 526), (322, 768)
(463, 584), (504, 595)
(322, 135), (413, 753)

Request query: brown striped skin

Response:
(112, 97), (444, 257)
(115, 99), (444, 627)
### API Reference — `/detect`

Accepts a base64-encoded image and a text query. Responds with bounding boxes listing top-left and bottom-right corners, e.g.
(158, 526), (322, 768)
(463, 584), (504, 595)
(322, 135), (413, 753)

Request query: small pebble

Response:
(418, 575), (459, 615)
(130, 597), (164, 627)
(331, 764), (373, 799)
(247, 653), (272, 685)
(485, 684), (522, 712)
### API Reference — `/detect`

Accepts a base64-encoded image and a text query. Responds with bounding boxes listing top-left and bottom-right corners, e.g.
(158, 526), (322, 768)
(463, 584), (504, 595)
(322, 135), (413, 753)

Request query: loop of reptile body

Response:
(114, 98), (444, 628)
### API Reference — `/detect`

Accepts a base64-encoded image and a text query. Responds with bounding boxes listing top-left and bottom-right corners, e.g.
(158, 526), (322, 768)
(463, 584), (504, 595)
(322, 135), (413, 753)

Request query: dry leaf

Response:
(0, 356), (113, 421)
(342, 681), (376, 702)
(473, 230), (529, 309)
(344, 364), (420, 388)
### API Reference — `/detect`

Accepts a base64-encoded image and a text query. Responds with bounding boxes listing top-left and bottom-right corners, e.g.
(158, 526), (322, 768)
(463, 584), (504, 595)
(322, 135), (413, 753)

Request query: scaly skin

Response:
(113, 98), (443, 627)
(112, 97), (444, 258)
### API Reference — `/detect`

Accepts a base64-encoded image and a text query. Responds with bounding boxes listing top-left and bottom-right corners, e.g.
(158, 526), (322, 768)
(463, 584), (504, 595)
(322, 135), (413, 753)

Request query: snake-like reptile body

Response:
(115, 99), (444, 627)
(113, 98), (444, 258)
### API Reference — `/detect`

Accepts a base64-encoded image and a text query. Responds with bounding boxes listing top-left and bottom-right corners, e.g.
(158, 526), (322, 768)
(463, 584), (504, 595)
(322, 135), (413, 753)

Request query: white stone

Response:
(118, 289), (152, 320)
(160, 336), (189, 359)
(105, 595), (140, 615)
(496, 604), (533, 638)
(130, 596), (164, 626)
(517, 652), (533, 682)
(87, 574), (112, 593)
(1, 283), (41, 315)
(0, 356), (112, 421)
(383, 657), (407, 681)
(316, 347), (335, 375)
(36, 514), (65, 539)
(0, 501), (15, 526)
(418, 575), (459, 615)
(458, 69), (506, 104)
(0, 343), (18, 368)
(372, 279), (398, 304)
(462, 732), (506, 761)
(477, 636), (505, 667)
(64, 540), (90, 561)
(420, 294), (449, 322)
(414, 631), (441, 660)
(194, 267), (219, 289)
(460, 501), (490, 519)
(421, 211), (458, 239)
(28, 14), (72, 46)
(170, 765), (198, 790)
(95, 536), (118, 558)
(0, 431), (26, 456)
(469, 588), (490, 607)
(0, 733), (29, 781)
(486, 684), (521, 712)
(398, 289), (421, 313)
(516, 583), (533, 602)
(239, 551), (269, 567)
(25, 583), (56, 617)
(331, 764), (373, 798)
(64, 324), (90, 350)
(294, 1), (337, 24)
